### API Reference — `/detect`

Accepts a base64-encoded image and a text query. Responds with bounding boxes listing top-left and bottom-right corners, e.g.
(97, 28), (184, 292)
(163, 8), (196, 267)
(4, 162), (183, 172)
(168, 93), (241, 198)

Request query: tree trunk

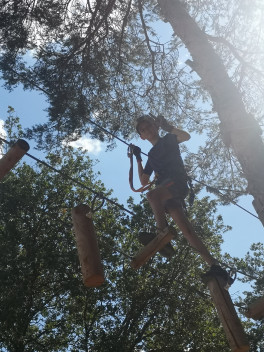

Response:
(157, 0), (264, 226)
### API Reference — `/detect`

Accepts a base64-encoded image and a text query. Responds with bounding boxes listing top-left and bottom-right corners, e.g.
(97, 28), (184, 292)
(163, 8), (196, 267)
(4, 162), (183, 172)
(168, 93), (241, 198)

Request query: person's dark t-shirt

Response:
(143, 133), (187, 186)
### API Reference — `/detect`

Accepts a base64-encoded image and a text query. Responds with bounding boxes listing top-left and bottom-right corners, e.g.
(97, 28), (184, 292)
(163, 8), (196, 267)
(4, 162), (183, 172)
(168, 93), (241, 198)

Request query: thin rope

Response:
(0, 137), (135, 216)
(219, 261), (258, 281)
(194, 179), (259, 220)
(85, 117), (132, 148)
(85, 116), (149, 157)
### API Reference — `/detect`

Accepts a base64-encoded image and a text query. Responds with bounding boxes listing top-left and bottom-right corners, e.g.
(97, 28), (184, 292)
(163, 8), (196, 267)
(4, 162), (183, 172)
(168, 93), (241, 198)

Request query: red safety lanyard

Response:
(127, 144), (156, 193)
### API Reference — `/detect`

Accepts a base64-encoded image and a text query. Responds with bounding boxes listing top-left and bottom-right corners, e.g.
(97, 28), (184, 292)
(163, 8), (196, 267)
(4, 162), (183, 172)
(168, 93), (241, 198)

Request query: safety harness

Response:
(127, 144), (196, 209)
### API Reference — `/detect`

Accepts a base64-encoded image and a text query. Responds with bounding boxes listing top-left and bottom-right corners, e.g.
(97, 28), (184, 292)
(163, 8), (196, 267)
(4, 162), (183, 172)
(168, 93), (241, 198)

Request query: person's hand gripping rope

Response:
(132, 145), (142, 162)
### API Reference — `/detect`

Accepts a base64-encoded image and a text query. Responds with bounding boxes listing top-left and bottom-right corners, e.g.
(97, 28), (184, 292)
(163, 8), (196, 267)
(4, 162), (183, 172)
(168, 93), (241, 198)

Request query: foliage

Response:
(0, 147), (100, 351)
(0, 144), (255, 351)
(1, 0), (264, 202)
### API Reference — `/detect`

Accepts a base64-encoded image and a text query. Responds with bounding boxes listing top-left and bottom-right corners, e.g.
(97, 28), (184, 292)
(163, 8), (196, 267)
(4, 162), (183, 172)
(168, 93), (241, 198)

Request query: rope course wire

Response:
(0, 116), (260, 219)
(3, 65), (259, 219)
(0, 133), (261, 282)
(194, 179), (259, 220)
(0, 136), (135, 216)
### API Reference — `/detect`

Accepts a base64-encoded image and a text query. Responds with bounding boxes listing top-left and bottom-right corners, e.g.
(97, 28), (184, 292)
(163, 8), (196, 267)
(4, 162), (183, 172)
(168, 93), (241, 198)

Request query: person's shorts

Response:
(157, 178), (188, 208)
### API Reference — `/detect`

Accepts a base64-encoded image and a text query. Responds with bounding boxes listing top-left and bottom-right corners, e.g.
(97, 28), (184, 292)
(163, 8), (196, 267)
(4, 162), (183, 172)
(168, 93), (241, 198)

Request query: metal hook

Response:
(127, 144), (133, 158)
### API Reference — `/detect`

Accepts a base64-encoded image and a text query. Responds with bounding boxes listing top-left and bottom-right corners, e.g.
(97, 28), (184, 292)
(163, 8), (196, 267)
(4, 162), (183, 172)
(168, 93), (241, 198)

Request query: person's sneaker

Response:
(138, 231), (175, 259)
(202, 264), (235, 290)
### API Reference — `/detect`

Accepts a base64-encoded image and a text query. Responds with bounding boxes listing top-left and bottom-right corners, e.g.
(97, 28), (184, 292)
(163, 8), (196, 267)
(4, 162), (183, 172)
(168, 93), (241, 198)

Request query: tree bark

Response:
(157, 0), (264, 226)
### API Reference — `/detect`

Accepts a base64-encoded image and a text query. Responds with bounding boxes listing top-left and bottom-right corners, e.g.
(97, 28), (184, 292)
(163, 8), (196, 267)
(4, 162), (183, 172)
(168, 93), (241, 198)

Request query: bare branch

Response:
(118, 0), (133, 61)
(137, 0), (159, 83)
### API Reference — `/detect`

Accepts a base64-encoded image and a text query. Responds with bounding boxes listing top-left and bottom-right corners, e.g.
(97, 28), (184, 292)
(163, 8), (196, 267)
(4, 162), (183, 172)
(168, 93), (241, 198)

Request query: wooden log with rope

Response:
(203, 272), (249, 352)
(72, 204), (104, 287)
(0, 139), (30, 181)
(245, 296), (264, 320)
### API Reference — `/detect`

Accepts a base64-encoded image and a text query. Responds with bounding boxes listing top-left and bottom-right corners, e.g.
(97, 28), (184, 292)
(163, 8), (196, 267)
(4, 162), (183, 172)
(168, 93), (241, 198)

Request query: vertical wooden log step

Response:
(0, 139), (30, 181)
(72, 204), (104, 287)
(245, 296), (264, 320)
(130, 226), (175, 269)
(204, 275), (249, 352)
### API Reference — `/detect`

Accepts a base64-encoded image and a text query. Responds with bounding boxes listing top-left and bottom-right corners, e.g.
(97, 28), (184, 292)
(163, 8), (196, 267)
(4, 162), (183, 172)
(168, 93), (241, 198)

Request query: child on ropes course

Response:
(133, 114), (233, 286)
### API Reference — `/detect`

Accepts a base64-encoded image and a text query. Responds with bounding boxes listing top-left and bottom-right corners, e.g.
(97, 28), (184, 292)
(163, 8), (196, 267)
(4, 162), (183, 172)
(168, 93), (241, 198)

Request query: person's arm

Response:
(157, 115), (190, 143)
(132, 146), (150, 186)
(170, 126), (190, 143)
(137, 160), (150, 186)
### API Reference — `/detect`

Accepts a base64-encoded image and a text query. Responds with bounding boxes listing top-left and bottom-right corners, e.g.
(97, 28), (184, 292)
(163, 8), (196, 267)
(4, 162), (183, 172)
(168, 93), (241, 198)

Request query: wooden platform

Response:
(245, 296), (264, 320)
(130, 227), (175, 269)
(204, 274), (249, 352)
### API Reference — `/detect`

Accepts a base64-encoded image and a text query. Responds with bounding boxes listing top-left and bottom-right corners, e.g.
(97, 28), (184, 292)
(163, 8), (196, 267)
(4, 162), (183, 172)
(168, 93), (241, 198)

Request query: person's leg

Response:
(167, 204), (218, 266)
(147, 185), (218, 266)
(146, 186), (172, 231)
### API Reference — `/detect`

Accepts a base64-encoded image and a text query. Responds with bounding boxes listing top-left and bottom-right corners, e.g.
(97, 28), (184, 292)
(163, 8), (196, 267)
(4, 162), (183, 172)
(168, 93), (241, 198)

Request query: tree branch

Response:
(137, 0), (159, 84)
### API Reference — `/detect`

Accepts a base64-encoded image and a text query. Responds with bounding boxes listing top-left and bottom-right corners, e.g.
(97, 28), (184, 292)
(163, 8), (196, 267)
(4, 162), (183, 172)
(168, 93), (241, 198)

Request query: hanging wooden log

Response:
(0, 139), (30, 181)
(245, 296), (264, 320)
(130, 226), (175, 269)
(203, 274), (249, 352)
(72, 204), (104, 287)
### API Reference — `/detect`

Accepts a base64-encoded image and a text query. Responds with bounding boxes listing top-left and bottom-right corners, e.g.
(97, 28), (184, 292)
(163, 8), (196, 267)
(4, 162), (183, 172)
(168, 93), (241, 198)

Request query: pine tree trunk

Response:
(157, 0), (264, 226)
